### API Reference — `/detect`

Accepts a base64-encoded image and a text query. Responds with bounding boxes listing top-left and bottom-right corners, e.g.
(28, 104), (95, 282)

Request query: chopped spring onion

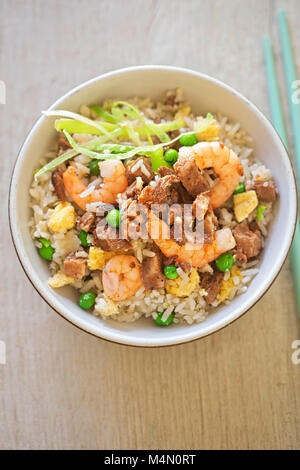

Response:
(145, 120), (170, 143)
(35, 106), (212, 178)
(54, 116), (183, 141)
(34, 128), (125, 178)
(54, 118), (117, 136)
(35, 129), (196, 178)
(148, 147), (171, 172)
(63, 129), (194, 164)
(257, 205), (266, 221)
(34, 149), (77, 178)
(43, 109), (114, 138)
(90, 104), (120, 123)
(111, 101), (152, 145)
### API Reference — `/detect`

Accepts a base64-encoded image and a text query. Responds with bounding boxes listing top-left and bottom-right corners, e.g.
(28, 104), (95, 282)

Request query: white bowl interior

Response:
(9, 66), (297, 346)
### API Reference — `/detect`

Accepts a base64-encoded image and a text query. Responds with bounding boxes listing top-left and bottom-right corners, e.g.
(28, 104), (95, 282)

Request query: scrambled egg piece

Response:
(48, 202), (76, 232)
(166, 269), (200, 297)
(95, 295), (119, 316)
(175, 105), (191, 120)
(233, 190), (258, 222)
(194, 116), (220, 141)
(218, 266), (242, 303)
(88, 247), (120, 270)
(48, 271), (75, 288)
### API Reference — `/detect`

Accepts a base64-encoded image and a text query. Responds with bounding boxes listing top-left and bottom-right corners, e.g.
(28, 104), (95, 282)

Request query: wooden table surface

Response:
(0, 0), (299, 450)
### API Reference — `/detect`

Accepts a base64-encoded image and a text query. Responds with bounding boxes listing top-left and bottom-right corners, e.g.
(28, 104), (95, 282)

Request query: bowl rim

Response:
(8, 65), (298, 347)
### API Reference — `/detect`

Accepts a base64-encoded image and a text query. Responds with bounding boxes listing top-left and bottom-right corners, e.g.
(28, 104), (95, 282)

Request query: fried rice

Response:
(28, 88), (277, 325)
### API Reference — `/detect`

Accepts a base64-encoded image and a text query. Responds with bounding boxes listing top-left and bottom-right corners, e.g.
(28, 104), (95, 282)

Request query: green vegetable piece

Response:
(179, 133), (198, 146)
(150, 147), (172, 173)
(54, 118), (115, 136)
(164, 148), (178, 164)
(163, 265), (178, 279)
(88, 159), (100, 176)
(106, 209), (121, 228)
(78, 230), (89, 248)
(216, 253), (234, 272)
(154, 311), (175, 327)
(206, 112), (214, 121)
(79, 292), (96, 310)
(90, 104), (120, 123)
(38, 237), (55, 260)
(110, 145), (133, 154)
(257, 205), (266, 221)
(234, 182), (245, 194)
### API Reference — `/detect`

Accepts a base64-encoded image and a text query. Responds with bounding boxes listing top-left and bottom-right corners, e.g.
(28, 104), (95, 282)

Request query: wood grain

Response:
(0, 0), (299, 450)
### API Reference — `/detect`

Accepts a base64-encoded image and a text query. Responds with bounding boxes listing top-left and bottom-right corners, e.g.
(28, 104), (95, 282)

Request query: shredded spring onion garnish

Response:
(42, 110), (115, 138)
(35, 102), (214, 178)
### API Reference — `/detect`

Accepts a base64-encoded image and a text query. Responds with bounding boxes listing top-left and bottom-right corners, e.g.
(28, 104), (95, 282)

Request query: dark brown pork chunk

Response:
(64, 253), (87, 279)
(201, 271), (224, 304)
(122, 200), (148, 240)
(124, 179), (143, 200)
(176, 261), (191, 274)
(57, 136), (72, 155)
(77, 212), (95, 232)
(234, 250), (248, 268)
(138, 174), (180, 207)
(177, 184), (194, 204)
(174, 157), (210, 197)
(125, 157), (155, 185)
(142, 250), (165, 290)
(51, 168), (66, 202)
(164, 130), (181, 151)
(253, 179), (277, 202)
(232, 222), (262, 259)
(94, 224), (131, 251)
(157, 166), (177, 177)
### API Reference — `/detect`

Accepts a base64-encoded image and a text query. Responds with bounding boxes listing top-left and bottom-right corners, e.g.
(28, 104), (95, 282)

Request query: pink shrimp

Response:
(148, 210), (236, 268)
(174, 142), (243, 209)
(102, 255), (143, 301)
(62, 160), (128, 210)
(98, 160), (128, 204)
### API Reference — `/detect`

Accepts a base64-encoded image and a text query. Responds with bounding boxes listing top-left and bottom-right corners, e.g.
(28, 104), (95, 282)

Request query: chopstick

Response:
(263, 37), (289, 147)
(278, 10), (300, 179)
(263, 20), (300, 319)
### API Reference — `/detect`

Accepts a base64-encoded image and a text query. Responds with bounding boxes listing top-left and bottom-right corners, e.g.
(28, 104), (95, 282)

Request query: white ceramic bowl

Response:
(9, 66), (297, 347)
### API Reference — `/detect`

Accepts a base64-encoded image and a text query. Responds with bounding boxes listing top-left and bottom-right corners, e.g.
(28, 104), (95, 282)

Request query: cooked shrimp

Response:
(62, 166), (95, 210)
(62, 160), (128, 210)
(98, 159), (128, 204)
(102, 254), (143, 301)
(148, 210), (236, 268)
(175, 142), (243, 209)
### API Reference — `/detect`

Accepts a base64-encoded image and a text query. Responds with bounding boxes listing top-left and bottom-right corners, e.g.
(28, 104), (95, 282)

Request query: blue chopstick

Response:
(264, 28), (300, 318)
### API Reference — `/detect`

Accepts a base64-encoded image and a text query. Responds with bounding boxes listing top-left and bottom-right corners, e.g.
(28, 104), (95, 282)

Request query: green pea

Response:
(78, 230), (89, 247)
(164, 148), (178, 164)
(216, 253), (234, 272)
(106, 209), (120, 228)
(179, 133), (198, 146)
(163, 265), (178, 279)
(88, 159), (100, 176)
(234, 182), (245, 194)
(155, 311), (175, 326)
(38, 237), (55, 260)
(79, 292), (96, 310)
